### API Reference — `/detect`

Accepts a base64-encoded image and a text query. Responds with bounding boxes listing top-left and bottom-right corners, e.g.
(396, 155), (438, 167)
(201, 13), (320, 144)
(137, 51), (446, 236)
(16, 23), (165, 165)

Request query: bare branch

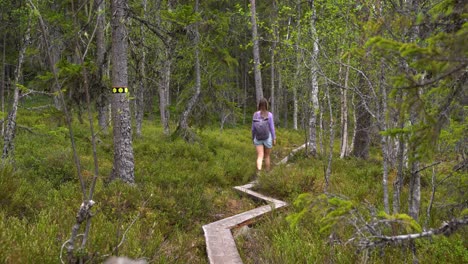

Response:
(396, 64), (467, 90)
(412, 161), (441, 175)
(358, 217), (468, 250)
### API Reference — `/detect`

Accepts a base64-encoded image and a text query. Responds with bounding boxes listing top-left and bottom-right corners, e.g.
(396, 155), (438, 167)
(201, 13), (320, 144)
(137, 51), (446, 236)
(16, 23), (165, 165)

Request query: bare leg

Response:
(256, 145), (265, 171)
(264, 147), (272, 171)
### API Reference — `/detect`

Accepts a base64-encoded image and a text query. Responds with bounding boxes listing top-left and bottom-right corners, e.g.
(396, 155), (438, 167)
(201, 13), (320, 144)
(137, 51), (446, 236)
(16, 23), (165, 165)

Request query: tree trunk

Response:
(1, 33), (6, 136)
(324, 84), (334, 192)
(308, 0), (319, 156)
(110, 0), (135, 183)
(175, 0), (201, 142)
(340, 56), (350, 159)
(378, 57), (391, 214)
(292, 2), (302, 131)
(348, 93), (357, 155)
(2, 18), (31, 160)
(393, 90), (405, 214)
(50, 1), (64, 110)
(351, 73), (371, 159)
(159, 47), (171, 135)
(270, 36), (276, 123)
(250, 0), (263, 103)
(135, 0), (147, 137)
(95, 0), (109, 133)
(270, 0), (278, 122)
(407, 0), (422, 223)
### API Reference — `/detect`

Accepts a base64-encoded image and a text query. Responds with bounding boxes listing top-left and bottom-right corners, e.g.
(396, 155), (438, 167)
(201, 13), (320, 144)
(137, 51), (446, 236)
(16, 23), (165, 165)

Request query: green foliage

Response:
(378, 211), (422, 233)
(287, 194), (354, 234)
(161, 5), (201, 27)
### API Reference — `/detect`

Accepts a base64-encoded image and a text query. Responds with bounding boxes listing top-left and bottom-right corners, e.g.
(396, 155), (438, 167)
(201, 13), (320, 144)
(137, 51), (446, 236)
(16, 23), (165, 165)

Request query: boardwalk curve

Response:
(202, 181), (288, 264)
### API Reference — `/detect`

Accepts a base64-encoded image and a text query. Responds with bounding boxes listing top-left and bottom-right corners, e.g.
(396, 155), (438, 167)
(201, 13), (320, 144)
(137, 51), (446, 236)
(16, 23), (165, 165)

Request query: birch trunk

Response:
(1, 34), (5, 136)
(250, 0), (263, 103)
(349, 93), (357, 155)
(110, 0), (135, 183)
(324, 84), (334, 193)
(378, 57), (390, 214)
(393, 90), (405, 214)
(2, 18), (31, 160)
(270, 40), (276, 122)
(292, 2), (301, 131)
(340, 56), (350, 159)
(308, 0), (319, 156)
(293, 84), (298, 130)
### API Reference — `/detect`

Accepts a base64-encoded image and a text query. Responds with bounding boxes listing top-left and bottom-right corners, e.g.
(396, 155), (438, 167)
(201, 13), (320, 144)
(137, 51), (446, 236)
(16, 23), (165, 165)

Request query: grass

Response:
(0, 103), (466, 263)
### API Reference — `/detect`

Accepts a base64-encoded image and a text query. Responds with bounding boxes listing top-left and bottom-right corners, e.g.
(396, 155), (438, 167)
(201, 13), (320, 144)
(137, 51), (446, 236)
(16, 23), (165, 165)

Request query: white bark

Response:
(378, 58), (390, 214)
(277, 143), (308, 165)
(1, 35), (5, 136)
(358, 217), (468, 250)
(393, 91), (406, 214)
(349, 94), (357, 155)
(308, 0), (319, 156)
(292, 1), (302, 131)
(2, 18), (31, 160)
(340, 56), (350, 159)
(324, 85), (334, 193)
(293, 83), (298, 130)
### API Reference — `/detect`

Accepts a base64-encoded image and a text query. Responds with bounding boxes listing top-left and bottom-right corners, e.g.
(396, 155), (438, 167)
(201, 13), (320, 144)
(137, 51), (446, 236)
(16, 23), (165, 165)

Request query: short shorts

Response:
(253, 133), (273, 149)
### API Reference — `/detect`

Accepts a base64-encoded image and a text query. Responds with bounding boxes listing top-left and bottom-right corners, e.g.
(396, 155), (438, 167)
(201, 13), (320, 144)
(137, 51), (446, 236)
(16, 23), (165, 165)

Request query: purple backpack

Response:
(253, 113), (270, 140)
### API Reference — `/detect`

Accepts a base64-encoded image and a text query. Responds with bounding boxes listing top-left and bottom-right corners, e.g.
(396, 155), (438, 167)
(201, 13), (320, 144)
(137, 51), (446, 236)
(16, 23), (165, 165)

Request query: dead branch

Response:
(357, 217), (468, 250)
(24, 104), (55, 111)
(17, 125), (35, 134)
(277, 143), (309, 165)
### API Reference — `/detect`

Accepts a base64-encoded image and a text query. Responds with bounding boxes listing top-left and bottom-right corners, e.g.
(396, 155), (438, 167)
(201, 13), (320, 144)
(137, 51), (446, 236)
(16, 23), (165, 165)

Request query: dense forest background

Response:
(0, 0), (466, 263)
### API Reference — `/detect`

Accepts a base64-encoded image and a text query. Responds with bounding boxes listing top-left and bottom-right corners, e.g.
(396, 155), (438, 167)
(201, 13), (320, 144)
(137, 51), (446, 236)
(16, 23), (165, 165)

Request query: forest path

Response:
(202, 144), (306, 263)
(202, 181), (287, 264)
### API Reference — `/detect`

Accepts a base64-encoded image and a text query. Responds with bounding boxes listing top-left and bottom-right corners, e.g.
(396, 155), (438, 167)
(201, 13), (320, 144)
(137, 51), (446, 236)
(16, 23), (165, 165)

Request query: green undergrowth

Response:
(240, 143), (467, 263)
(1, 105), (466, 263)
(0, 108), (266, 263)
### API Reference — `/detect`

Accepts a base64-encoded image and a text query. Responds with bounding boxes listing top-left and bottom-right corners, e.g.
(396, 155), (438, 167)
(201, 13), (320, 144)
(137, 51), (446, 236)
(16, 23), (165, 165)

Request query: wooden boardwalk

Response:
(202, 181), (288, 264)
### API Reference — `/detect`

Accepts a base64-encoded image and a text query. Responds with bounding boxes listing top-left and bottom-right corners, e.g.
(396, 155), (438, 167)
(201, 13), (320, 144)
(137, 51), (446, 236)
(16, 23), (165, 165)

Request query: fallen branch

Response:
(277, 143), (308, 165)
(18, 125), (35, 134)
(24, 104), (55, 111)
(357, 217), (468, 250)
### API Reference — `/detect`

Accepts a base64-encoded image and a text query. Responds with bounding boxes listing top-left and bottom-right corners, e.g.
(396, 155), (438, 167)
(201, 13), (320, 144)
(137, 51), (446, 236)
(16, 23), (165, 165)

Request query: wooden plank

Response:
(202, 181), (288, 264)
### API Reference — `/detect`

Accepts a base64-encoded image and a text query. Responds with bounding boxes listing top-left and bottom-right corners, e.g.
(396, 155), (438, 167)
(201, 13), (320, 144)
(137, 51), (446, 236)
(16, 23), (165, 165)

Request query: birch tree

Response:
(307, 0), (319, 156)
(339, 55), (350, 159)
(2, 14), (30, 161)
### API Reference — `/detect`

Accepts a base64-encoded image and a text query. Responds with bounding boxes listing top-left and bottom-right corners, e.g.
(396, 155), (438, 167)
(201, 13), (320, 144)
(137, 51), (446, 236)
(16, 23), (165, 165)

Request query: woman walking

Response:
(252, 98), (276, 173)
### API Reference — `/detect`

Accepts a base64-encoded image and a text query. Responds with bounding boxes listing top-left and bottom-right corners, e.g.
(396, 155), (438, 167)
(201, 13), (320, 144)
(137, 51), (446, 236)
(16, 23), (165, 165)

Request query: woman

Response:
(252, 98), (276, 172)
